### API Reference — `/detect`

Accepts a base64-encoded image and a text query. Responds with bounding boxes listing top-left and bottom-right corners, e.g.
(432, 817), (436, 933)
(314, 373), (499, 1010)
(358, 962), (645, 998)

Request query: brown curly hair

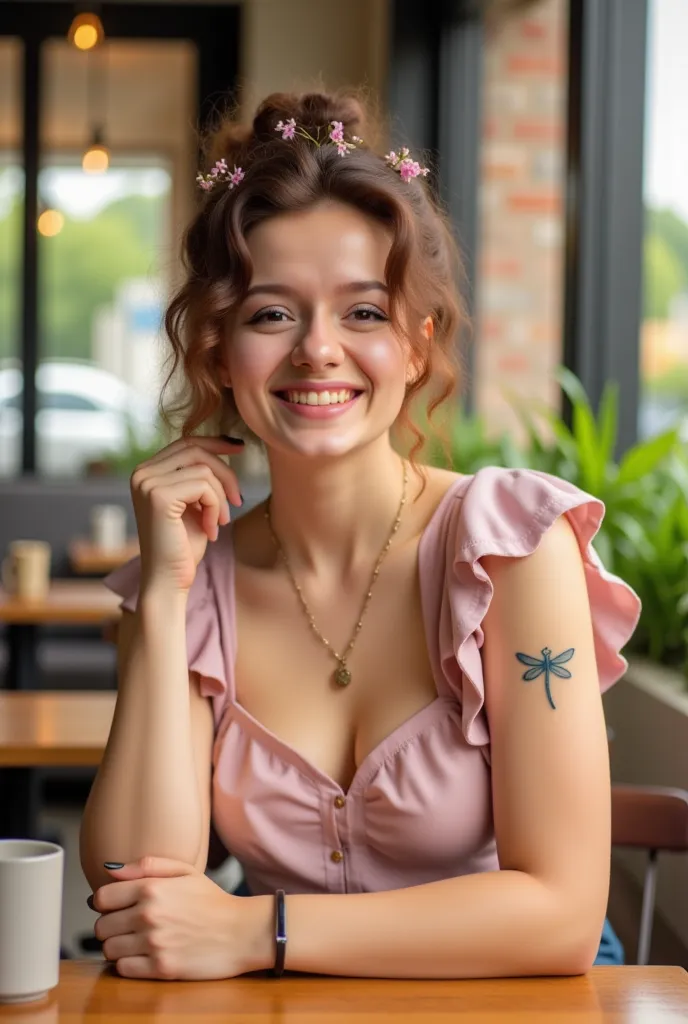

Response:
(160, 89), (468, 478)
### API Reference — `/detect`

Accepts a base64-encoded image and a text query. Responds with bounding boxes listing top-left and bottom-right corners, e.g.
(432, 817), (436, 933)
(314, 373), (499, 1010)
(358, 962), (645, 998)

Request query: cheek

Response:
(359, 337), (407, 389)
(227, 336), (279, 384)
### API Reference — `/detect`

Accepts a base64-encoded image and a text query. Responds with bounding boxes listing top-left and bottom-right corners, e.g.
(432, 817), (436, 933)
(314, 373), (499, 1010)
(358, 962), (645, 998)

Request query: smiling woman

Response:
(82, 89), (642, 983)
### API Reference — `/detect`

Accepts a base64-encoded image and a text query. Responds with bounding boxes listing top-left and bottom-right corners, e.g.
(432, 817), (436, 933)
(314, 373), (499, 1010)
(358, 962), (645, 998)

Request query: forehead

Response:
(245, 201), (391, 287)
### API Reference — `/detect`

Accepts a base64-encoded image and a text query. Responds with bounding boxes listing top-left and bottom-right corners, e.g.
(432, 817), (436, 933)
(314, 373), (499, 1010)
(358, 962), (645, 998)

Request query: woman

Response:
(79, 91), (641, 981)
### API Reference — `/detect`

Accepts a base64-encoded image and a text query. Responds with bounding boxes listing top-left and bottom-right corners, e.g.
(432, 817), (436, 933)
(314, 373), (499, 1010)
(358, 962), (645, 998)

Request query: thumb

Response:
(103, 856), (196, 879)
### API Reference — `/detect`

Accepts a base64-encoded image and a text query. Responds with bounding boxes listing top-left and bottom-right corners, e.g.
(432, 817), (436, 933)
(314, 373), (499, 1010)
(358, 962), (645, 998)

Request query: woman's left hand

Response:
(91, 857), (268, 980)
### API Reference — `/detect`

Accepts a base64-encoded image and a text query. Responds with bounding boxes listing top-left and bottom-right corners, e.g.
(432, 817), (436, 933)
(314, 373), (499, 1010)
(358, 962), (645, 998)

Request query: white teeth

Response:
(285, 389), (355, 405)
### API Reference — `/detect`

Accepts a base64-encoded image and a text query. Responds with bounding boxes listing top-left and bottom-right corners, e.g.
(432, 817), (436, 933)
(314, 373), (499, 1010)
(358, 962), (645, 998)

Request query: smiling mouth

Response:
(275, 388), (363, 406)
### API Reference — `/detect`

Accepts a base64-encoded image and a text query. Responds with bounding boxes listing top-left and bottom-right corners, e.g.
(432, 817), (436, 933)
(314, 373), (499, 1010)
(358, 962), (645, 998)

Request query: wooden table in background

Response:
(0, 691), (115, 839)
(0, 580), (122, 690)
(0, 962), (685, 1022)
(68, 538), (139, 576)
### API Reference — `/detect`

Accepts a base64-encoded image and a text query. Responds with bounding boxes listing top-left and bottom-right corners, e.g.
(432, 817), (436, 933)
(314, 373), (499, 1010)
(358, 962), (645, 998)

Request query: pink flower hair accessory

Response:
(383, 147), (430, 182)
(274, 118), (362, 157)
(196, 158), (245, 193)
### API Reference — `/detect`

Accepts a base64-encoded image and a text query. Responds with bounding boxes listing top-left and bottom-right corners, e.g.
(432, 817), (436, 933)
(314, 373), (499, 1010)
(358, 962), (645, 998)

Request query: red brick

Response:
(507, 55), (563, 76)
(482, 161), (521, 180)
(507, 192), (562, 214)
(513, 120), (563, 142)
(498, 352), (530, 373)
(481, 317), (503, 340)
(481, 257), (522, 278)
(520, 21), (548, 41)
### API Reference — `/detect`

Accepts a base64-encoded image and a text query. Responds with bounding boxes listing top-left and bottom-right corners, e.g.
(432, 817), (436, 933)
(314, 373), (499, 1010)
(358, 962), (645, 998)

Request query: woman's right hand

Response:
(130, 436), (244, 595)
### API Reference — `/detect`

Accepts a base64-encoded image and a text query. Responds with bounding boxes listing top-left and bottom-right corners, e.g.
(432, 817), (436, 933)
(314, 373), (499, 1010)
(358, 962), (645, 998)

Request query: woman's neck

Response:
(265, 439), (410, 580)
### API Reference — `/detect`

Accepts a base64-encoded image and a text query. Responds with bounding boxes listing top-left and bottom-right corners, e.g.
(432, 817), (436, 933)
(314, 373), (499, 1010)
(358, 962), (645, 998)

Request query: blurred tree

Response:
(644, 207), (688, 319)
(0, 191), (164, 362)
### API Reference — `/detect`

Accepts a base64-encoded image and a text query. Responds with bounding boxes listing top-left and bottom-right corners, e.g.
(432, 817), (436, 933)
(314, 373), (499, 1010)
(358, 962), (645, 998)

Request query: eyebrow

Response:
(244, 280), (389, 299)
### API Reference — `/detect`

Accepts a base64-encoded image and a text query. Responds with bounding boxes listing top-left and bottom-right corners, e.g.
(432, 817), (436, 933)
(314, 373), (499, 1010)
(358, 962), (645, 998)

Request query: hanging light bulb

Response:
(68, 11), (105, 51)
(82, 126), (109, 173)
(37, 209), (65, 237)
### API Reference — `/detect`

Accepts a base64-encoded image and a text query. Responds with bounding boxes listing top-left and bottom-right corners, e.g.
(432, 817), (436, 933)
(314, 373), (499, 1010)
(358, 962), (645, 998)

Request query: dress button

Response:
(334, 795), (346, 809)
(330, 850), (344, 863)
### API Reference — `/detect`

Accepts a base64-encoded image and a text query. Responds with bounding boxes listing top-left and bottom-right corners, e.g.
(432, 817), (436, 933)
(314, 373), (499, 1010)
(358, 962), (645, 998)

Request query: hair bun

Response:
(251, 90), (367, 143)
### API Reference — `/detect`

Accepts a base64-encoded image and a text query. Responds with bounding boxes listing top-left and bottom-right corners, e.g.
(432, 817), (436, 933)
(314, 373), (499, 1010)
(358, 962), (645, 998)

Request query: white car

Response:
(0, 360), (159, 477)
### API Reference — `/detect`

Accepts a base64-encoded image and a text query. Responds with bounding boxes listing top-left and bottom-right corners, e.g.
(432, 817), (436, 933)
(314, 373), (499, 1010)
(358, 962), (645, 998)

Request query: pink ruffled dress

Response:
(103, 467), (642, 899)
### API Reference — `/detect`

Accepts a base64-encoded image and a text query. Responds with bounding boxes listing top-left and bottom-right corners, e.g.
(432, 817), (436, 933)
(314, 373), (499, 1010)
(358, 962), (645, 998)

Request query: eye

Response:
(247, 306), (293, 325)
(348, 305), (389, 323)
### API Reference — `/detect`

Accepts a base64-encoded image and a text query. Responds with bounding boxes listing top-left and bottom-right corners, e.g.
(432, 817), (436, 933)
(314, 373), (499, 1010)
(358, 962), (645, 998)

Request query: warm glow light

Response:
(37, 210), (65, 237)
(68, 13), (104, 50)
(82, 144), (109, 173)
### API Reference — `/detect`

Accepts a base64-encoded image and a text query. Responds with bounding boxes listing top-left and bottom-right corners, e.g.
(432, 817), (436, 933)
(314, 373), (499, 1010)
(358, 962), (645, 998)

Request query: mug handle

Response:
(1, 556), (16, 593)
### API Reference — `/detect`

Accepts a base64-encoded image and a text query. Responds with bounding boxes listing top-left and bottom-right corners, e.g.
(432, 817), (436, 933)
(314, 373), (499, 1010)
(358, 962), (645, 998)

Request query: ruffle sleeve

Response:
(433, 467), (643, 766)
(102, 554), (229, 728)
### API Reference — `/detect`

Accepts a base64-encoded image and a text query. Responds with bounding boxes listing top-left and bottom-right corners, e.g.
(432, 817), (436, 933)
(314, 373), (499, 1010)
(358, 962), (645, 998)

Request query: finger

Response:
(94, 905), (139, 940)
(94, 879), (144, 913)
(146, 470), (228, 541)
(105, 855), (196, 880)
(113, 955), (156, 979)
(136, 436), (244, 483)
(155, 445), (242, 508)
(102, 931), (150, 962)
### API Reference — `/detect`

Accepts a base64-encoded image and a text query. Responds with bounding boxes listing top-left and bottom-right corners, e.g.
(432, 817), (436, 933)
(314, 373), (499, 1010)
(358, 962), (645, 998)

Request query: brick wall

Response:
(474, 0), (568, 444)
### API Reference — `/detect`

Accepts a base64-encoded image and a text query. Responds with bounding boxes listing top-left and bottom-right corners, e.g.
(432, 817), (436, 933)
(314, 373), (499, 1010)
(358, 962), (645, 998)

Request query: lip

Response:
(274, 391), (362, 419)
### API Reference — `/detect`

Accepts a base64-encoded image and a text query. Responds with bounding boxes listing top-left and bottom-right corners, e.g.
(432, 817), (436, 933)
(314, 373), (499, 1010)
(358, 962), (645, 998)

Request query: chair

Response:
(611, 782), (688, 964)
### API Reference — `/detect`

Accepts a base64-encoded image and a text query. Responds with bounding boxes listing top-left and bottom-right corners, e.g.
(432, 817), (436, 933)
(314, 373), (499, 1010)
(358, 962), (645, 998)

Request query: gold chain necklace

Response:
(264, 461), (408, 687)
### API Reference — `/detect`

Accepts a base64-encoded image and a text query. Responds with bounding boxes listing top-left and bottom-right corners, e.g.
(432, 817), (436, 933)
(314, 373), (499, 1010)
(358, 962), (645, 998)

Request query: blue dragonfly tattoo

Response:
(515, 646), (575, 709)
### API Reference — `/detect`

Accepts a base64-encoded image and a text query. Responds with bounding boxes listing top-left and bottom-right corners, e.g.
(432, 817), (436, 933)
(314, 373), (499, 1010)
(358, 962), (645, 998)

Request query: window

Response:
(640, 0), (688, 443)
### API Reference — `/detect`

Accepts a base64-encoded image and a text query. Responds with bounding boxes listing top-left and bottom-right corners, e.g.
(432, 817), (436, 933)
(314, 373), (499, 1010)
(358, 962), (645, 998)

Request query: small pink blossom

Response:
(336, 141), (349, 156)
(275, 118), (296, 139)
(229, 166), (245, 187)
(384, 151), (397, 164)
(399, 158), (422, 182)
(329, 121), (345, 143)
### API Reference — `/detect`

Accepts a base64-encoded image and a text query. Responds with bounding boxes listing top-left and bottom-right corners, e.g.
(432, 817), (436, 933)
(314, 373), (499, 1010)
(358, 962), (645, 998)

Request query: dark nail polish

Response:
(221, 434), (245, 445)
(103, 862), (124, 870)
(86, 894), (95, 910)
(240, 492), (244, 504)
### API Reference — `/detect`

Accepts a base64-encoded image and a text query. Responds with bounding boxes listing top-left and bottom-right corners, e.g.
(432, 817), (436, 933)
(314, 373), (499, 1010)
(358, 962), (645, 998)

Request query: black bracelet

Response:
(272, 889), (286, 977)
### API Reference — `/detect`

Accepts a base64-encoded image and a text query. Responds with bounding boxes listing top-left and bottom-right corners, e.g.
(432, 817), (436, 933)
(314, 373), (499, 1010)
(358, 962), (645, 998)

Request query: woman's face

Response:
(221, 200), (411, 460)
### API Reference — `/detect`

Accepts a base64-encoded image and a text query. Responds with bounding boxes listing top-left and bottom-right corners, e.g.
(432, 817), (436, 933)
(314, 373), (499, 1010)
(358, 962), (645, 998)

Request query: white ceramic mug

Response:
(0, 541), (51, 600)
(0, 840), (64, 1004)
(90, 504), (127, 551)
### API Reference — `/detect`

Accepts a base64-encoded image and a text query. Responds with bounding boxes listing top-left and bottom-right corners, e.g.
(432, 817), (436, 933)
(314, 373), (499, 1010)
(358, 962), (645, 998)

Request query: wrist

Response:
(240, 894), (275, 974)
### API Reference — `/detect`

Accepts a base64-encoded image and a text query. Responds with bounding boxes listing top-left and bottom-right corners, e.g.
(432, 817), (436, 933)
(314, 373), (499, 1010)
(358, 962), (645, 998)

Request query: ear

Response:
(405, 317), (433, 386)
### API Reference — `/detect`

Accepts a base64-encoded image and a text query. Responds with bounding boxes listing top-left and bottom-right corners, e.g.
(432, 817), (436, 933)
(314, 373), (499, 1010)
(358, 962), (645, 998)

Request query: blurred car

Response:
(0, 360), (159, 477)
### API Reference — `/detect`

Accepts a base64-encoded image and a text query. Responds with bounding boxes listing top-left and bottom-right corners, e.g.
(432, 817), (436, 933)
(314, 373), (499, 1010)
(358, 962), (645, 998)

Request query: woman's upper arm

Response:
(115, 609), (215, 873)
(480, 513), (611, 946)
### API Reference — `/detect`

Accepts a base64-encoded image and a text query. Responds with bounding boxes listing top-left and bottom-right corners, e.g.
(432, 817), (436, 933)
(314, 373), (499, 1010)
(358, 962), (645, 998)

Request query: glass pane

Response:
(474, 0), (568, 445)
(640, 0), (688, 443)
(37, 38), (197, 477)
(0, 39), (24, 479)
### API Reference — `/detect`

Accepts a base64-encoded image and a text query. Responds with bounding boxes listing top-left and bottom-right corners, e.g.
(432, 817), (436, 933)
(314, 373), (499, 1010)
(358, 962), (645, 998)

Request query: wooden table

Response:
(68, 539), (139, 576)
(0, 580), (122, 691)
(0, 962), (685, 1022)
(0, 691), (115, 840)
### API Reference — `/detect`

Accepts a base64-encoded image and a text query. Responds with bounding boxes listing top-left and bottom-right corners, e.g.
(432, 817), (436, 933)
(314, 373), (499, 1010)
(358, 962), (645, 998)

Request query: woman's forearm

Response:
(246, 870), (601, 979)
(79, 587), (205, 892)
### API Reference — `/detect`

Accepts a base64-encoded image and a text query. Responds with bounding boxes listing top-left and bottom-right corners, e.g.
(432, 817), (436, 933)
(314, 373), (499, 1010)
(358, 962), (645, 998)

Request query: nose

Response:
(290, 310), (344, 371)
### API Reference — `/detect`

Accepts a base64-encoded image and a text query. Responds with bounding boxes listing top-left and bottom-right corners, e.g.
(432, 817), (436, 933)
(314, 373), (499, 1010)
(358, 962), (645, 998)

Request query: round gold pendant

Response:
(334, 665), (352, 687)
